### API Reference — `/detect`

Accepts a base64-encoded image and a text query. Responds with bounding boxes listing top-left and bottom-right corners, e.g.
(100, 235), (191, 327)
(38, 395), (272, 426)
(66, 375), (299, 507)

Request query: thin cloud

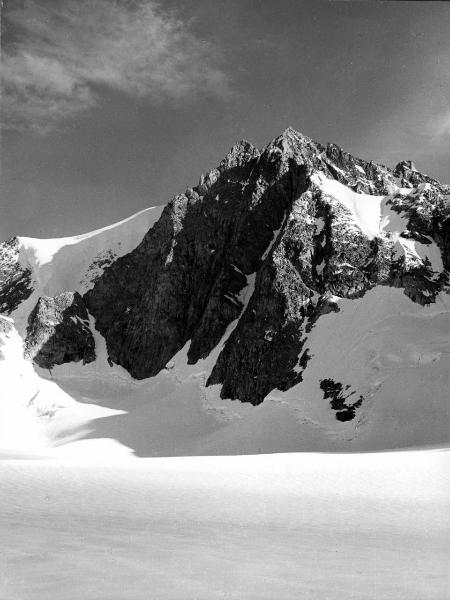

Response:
(424, 54), (450, 142)
(429, 109), (450, 140)
(1, 0), (231, 132)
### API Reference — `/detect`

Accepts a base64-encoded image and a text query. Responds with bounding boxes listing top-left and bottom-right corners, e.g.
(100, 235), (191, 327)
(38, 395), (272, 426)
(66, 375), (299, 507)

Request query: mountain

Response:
(1, 127), (449, 456)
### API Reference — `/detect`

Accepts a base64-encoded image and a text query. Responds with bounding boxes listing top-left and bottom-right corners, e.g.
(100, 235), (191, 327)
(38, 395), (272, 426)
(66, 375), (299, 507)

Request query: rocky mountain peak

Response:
(263, 127), (323, 169)
(219, 139), (260, 171)
(275, 126), (314, 146)
(395, 159), (417, 173)
(1, 128), (449, 420)
(0, 315), (14, 360)
(0, 237), (33, 314)
(394, 159), (450, 194)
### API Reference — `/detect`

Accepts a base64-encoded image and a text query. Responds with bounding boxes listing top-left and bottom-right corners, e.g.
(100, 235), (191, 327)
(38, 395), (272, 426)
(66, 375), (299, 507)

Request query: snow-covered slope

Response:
(275, 286), (450, 450)
(0, 314), (122, 456)
(17, 205), (164, 298)
(4, 205), (163, 355)
(1, 450), (448, 599)
(3, 205), (164, 350)
(311, 172), (384, 239)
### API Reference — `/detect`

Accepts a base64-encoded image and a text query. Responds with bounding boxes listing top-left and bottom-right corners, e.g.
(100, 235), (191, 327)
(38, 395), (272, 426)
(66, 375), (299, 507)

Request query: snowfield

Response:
(0, 450), (448, 599)
(311, 171), (383, 239)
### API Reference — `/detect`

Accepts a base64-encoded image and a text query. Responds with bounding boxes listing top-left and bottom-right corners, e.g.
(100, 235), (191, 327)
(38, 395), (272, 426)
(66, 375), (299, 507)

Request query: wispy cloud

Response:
(424, 53), (450, 143)
(1, 0), (231, 132)
(429, 108), (450, 140)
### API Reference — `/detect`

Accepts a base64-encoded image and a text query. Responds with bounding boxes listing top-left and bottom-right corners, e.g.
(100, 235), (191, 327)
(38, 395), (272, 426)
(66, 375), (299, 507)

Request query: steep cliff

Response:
(0, 238), (33, 314)
(25, 291), (95, 369)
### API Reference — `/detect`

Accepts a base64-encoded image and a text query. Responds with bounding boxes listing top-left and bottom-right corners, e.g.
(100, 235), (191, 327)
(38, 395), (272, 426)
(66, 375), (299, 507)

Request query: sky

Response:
(1, 0), (449, 240)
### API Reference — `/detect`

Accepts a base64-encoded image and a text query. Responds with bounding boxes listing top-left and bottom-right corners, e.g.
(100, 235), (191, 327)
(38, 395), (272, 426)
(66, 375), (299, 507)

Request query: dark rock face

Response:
(85, 128), (391, 390)
(84, 134), (310, 379)
(0, 238), (33, 314)
(0, 316), (14, 360)
(394, 160), (450, 195)
(319, 379), (364, 422)
(383, 188), (450, 301)
(207, 188), (317, 404)
(325, 143), (396, 194)
(25, 292), (95, 369)
(82, 127), (449, 408)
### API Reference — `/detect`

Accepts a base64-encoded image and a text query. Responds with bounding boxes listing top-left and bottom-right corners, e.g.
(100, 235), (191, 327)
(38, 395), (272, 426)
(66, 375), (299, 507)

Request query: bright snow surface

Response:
(17, 205), (164, 298)
(311, 172), (383, 238)
(0, 451), (448, 599)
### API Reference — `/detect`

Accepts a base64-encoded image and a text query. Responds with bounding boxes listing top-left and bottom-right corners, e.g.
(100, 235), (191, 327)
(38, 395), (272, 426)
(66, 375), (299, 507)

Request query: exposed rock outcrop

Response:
(84, 134), (308, 379)
(25, 291), (95, 369)
(394, 160), (450, 194)
(0, 315), (14, 360)
(0, 238), (33, 314)
(319, 379), (364, 422)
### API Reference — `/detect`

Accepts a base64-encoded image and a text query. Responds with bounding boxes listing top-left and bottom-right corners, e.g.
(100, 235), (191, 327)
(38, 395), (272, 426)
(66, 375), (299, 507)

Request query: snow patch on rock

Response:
(312, 172), (382, 239)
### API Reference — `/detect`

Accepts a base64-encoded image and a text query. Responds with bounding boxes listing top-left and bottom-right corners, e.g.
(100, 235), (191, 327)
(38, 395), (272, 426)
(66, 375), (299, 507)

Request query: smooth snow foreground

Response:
(0, 450), (448, 599)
